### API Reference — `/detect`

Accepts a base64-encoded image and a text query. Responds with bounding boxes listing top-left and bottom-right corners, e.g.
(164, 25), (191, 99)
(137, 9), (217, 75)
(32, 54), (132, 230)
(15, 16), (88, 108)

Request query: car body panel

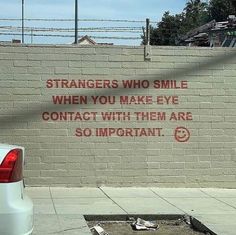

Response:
(0, 144), (33, 235)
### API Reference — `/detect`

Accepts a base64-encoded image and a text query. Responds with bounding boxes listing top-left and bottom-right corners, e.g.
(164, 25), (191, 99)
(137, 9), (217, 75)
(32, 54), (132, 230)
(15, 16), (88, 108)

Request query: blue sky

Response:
(0, 0), (188, 45)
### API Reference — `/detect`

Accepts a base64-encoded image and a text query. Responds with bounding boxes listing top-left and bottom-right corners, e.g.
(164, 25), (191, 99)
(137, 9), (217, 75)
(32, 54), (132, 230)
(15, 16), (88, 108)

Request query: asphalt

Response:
(26, 187), (236, 235)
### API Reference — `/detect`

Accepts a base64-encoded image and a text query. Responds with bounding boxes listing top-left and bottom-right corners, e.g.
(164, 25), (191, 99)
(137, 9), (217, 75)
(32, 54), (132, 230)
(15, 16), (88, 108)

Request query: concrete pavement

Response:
(26, 187), (236, 235)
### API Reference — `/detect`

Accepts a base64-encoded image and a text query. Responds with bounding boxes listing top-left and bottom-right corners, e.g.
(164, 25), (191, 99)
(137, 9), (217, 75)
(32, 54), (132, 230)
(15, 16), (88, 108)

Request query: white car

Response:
(0, 144), (33, 235)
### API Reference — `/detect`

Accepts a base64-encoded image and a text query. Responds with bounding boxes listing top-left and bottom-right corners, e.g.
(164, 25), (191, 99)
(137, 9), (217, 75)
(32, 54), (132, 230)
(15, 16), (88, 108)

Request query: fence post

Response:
(146, 18), (150, 45)
(22, 0), (24, 43)
(74, 0), (78, 44)
(144, 18), (151, 61)
(31, 29), (33, 44)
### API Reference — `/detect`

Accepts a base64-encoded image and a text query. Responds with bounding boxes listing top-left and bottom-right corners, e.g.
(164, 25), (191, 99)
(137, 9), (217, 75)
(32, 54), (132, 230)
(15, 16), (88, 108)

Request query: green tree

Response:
(146, 0), (236, 46)
(208, 0), (235, 21)
(184, 0), (209, 30)
(149, 12), (184, 46)
(147, 0), (209, 46)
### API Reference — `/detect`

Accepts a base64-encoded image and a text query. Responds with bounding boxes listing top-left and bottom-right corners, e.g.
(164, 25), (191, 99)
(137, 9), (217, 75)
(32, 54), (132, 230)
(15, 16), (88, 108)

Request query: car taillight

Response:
(0, 149), (23, 183)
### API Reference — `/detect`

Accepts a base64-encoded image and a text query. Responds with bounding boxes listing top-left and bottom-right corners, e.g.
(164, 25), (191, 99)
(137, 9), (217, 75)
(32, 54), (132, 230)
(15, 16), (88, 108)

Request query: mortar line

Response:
(49, 187), (65, 235)
(149, 188), (187, 215)
(49, 186), (58, 215)
(199, 189), (236, 210)
(99, 187), (129, 214)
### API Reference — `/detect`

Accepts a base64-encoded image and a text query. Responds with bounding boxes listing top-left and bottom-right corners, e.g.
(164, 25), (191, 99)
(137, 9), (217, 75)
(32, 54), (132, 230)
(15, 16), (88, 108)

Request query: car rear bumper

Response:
(0, 182), (34, 235)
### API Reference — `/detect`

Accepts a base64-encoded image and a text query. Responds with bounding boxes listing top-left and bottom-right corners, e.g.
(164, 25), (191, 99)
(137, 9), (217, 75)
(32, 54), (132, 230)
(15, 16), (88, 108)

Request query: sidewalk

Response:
(26, 187), (236, 235)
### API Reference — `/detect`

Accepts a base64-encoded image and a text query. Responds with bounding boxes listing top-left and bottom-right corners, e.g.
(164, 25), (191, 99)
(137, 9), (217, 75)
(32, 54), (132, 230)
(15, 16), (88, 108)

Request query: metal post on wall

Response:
(146, 18), (150, 45)
(22, 0), (25, 43)
(74, 0), (78, 44)
(31, 28), (33, 44)
(144, 18), (151, 61)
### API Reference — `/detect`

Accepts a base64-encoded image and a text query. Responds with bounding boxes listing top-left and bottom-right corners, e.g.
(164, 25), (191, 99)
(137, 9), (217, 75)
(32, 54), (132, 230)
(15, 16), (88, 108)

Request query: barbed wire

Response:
(0, 26), (143, 30)
(0, 18), (152, 23)
(0, 18), (158, 24)
(0, 30), (142, 34)
(0, 26), (143, 33)
(0, 32), (140, 40)
(0, 18), (147, 43)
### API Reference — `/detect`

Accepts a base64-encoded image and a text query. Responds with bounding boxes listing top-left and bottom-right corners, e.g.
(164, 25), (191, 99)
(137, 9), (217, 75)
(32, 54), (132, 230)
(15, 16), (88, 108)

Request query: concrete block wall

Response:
(0, 44), (236, 187)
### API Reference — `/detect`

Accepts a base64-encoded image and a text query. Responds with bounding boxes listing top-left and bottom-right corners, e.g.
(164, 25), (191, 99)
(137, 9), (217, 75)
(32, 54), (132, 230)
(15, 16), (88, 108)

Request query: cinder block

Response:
(96, 47), (122, 55)
(14, 60), (40, 67)
(160, 162), (185, 169)
(147, 162), (160, 169)
(40, 170), (68, 177)
(68, 47), (96, 55)
(122, 48), (144, 55)
(159, 176), (186, 183)
(27, 67), (54, 74)
(82, 68), (109, 75)
(55, 67), (82, 74)
(0, 53), (27, 60)
(185, 162), (211, 169)
(82, 55), (109, 62)
(42, 60), (69, 67)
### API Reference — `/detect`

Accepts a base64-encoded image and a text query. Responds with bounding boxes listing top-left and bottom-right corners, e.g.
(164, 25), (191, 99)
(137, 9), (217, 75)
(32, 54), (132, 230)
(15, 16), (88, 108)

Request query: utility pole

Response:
(22, 0), (25, 43)
(74, 0), (78, 44)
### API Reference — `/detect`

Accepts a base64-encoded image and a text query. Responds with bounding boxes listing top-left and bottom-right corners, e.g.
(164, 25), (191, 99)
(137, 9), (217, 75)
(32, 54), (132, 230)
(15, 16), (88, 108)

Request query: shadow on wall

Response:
(0, 47), (235, 128)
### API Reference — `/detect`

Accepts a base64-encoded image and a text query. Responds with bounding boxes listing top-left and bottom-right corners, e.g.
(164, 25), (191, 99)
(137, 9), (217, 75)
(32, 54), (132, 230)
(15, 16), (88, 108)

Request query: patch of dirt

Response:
(88, 219), (205, 235)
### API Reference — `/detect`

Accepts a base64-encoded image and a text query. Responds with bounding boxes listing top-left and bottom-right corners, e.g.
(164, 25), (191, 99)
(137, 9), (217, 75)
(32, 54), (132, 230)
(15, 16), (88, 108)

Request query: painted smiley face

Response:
(174, 127), (190, 142)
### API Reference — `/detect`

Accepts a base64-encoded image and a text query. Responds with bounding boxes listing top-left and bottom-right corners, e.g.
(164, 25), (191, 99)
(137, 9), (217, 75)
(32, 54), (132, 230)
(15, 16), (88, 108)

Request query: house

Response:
(77, 35), (114, 46)
(180, 15), (236, 47)
(78, 35), (97, 45)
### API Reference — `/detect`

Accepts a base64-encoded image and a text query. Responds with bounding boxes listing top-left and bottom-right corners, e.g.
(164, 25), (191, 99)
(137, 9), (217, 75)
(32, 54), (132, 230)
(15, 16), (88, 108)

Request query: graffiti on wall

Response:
(42, 79), (192, 142)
